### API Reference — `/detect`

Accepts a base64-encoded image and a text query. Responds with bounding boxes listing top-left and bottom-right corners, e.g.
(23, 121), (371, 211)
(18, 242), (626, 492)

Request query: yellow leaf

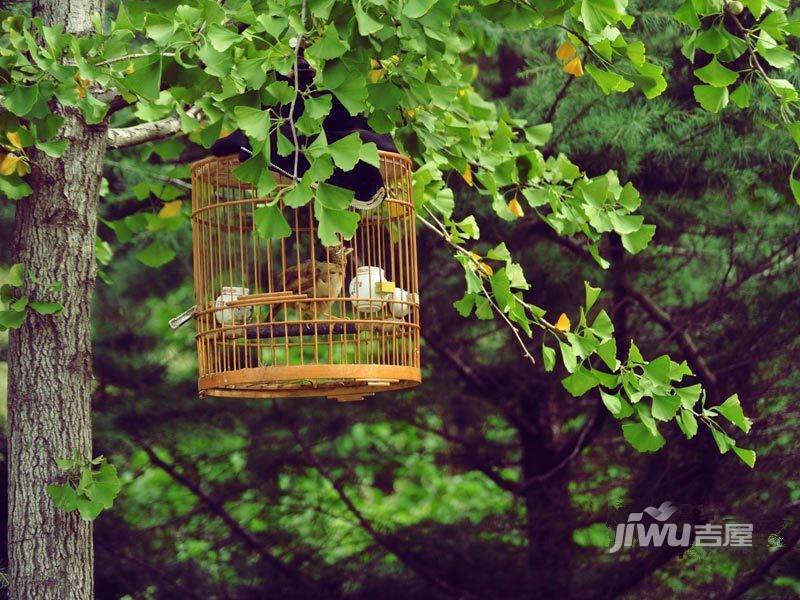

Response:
(390, 54), (400, 65)
(458, 88), (467, 97)
(158, 200), (183, 219)
(564, 57), (584, 77)
(125, 64), (135, 75)
(508, 196), (524, 218)
(0, 153), (21, 176)
(556, 41), (577, 62)
(75, 73), (90, 99)
(468, 251), (493, 277)
(555, 313), (571, 332)
(404, 108), (416, 119)
(7, 131), (22, 150)
(368, 68), (385, 83)
(462, 163), (473, 187)
(15, 157), (29, 176)
(370, 58), (380, 69)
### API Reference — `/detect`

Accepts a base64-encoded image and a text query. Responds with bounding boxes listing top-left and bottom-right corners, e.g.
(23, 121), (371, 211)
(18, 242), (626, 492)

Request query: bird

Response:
(280, 245), (353, 320)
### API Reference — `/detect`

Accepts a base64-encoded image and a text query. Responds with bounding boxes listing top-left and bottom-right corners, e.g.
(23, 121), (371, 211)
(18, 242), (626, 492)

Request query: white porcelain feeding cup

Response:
(214, 286), (252, 325)
(348, 267), (392, 313)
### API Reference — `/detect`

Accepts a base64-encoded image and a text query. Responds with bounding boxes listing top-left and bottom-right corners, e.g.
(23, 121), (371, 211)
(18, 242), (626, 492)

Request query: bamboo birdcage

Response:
(189, 152), (421, 401)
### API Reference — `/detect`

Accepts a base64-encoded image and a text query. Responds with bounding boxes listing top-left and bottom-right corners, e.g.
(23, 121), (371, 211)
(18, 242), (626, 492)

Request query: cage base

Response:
(198, 364), (421, 401)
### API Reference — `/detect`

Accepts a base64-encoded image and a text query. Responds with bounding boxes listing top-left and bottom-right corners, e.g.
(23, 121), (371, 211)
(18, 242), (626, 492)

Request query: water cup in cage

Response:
(214, 286), (252, 325)
(348, 267), (393, 313)
(389, 288), (419, 319)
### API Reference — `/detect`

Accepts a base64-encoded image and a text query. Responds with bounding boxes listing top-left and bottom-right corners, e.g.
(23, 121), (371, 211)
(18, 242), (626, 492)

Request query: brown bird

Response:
(280, 245), (353, 320)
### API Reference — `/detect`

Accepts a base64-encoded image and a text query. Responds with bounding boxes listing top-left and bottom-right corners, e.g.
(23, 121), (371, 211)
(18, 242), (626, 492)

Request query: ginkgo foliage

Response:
(2, 0), (793, 468)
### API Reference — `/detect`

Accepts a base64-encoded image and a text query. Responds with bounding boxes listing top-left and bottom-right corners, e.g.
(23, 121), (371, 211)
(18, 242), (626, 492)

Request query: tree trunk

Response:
(7, 1), (105, 597)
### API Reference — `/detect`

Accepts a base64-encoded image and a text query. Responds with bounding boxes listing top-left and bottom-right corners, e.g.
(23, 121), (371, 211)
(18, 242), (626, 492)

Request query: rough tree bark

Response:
(7, 0), (106, 597)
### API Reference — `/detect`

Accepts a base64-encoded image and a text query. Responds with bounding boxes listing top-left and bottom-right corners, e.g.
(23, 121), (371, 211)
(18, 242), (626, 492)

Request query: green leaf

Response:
(732, 446), (756, 468)
(597, 339), (618, 371)
(331, 75), (368, 115)
(307, 25), (349, 60)
(3, 84), (39, 117)
(710, 427), (733, 453)
(600, 390), (622, 415)
(756, 37), (795, 68)
(694, 84), (729, 113)
(122, 57), (163, 100)
(266, 81), (296, 105)
(525, 123), (552, 146)
(76, 496), (105, 521)
(676, 384), (702, 409)
(29, 301), (62, 315)
(235, 107), (270, 142)
(584, 281), (601, 311)
(621, 224), (655, 253)
(86, 462), (122, 508)
(652, 394), (681, 421)
(315, 203), (359, 246)
(328, 132), (363, 171)
(305, 94), (333, 120)
(453, 294), (474, 317)
(208, 24), (240, 52)
(8, 263), (25, 287)
(47, 484), (79, 511)
(0, 310), (26, 329)
(35, 139), (69, 158)
(695, 58), (739, 88)
(696, 27), (728, 54)
(585, 65), (634, 95)
(715, 394), (752, 433)
(0, 175), (33, 200)
(643, 355), (671, 384)
(730, 83), (751, 108)
(562, 365), (597, 397)
(135, 240), (176, 268)
(198, 43), (233, 77)
(354, 1), (383, 35)
(677, 408), (698, 439)
(622, 422), (666, 452)
(254, 204), (292, 240)
(359, 142), (380, 168)
(559, 340), (577, 373)
(542, 344), (556, 372)
(403, 0), (437, 18)
(284, 181), (314, 208)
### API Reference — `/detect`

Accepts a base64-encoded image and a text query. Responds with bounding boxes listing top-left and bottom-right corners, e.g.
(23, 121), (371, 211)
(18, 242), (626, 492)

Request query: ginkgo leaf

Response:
(7, 131), (22, 150)
(0, 153), (22, 176)
(508, 197), (524, 218)
(158, 200), (182, 219)
(555, 313), (571, 332)
(468, 251), (493, 277)
(556, 41), (577, 61)
(564, 57), (584, 77)
(462, 164), (473, 186)
(369, 68), (385, 83)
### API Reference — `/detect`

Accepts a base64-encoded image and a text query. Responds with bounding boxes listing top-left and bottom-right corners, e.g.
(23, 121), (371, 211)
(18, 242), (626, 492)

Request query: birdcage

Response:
(189, 152), (421, 401)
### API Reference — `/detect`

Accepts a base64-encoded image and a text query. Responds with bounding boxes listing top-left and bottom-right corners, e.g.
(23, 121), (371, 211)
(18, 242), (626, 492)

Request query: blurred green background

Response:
(1, 0), (799, 597)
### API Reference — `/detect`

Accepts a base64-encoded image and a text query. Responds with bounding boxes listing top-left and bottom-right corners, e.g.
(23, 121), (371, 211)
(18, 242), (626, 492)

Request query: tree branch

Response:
(107, 107), (201, 150)
(279, 407), (476, 599)
(725, 522), (800, 600)
(626, 286), (718, 394)
(134, 440), (317, 592)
